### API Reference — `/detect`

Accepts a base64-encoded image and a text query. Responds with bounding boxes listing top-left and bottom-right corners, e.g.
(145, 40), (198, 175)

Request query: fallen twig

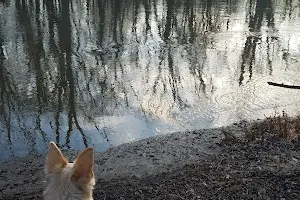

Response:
(267, 82), (300, 89)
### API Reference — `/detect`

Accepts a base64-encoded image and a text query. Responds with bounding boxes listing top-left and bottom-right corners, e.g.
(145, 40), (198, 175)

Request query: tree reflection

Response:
(58, 0), (88, 147)
(15, 0), (89, 148)
(0, 36), (12, 144)
(282, 0), (293, 20)
(240, 0), (275, 85)
(163, 0), (175, 40)
(44, 0), (65, 146)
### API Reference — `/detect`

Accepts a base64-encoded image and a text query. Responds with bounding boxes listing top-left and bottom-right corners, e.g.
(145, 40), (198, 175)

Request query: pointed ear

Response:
(73, 147), (94, 179)
(46, 142), (68, 173)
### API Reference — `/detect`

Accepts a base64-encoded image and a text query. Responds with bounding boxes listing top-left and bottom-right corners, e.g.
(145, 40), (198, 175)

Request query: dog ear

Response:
(46, 142), (68, 173)
(73, 147), (94, 179)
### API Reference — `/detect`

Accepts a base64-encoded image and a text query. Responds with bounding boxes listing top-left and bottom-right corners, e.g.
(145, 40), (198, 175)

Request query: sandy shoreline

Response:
(1, 120), (300, 199)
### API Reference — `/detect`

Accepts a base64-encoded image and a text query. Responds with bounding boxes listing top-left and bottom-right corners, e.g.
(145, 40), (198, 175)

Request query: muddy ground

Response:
(1, 120), (300, 199)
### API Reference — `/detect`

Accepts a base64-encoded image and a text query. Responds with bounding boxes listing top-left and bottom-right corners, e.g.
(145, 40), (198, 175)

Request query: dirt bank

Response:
(1, 120), (300, 199)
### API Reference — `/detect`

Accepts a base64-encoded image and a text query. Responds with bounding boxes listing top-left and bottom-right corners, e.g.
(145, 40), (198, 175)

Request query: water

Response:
(1, 0), (300, 161)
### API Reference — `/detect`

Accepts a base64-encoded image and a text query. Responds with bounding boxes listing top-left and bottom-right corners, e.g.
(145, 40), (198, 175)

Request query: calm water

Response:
(1, 0), (300, 161)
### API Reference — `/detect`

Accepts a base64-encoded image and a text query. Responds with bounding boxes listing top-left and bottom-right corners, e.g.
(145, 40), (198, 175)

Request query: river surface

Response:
(1, 0), (300, 161)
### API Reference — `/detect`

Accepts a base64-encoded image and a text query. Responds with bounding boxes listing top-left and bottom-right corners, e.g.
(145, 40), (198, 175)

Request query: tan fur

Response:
(43, 142), (95, 200)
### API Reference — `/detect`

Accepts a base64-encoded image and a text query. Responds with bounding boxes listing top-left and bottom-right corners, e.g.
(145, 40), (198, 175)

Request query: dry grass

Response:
(245, 111), (300, 141)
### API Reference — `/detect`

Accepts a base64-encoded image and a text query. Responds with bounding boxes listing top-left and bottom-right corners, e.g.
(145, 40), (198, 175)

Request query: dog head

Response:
(43, 142), (95, 200)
